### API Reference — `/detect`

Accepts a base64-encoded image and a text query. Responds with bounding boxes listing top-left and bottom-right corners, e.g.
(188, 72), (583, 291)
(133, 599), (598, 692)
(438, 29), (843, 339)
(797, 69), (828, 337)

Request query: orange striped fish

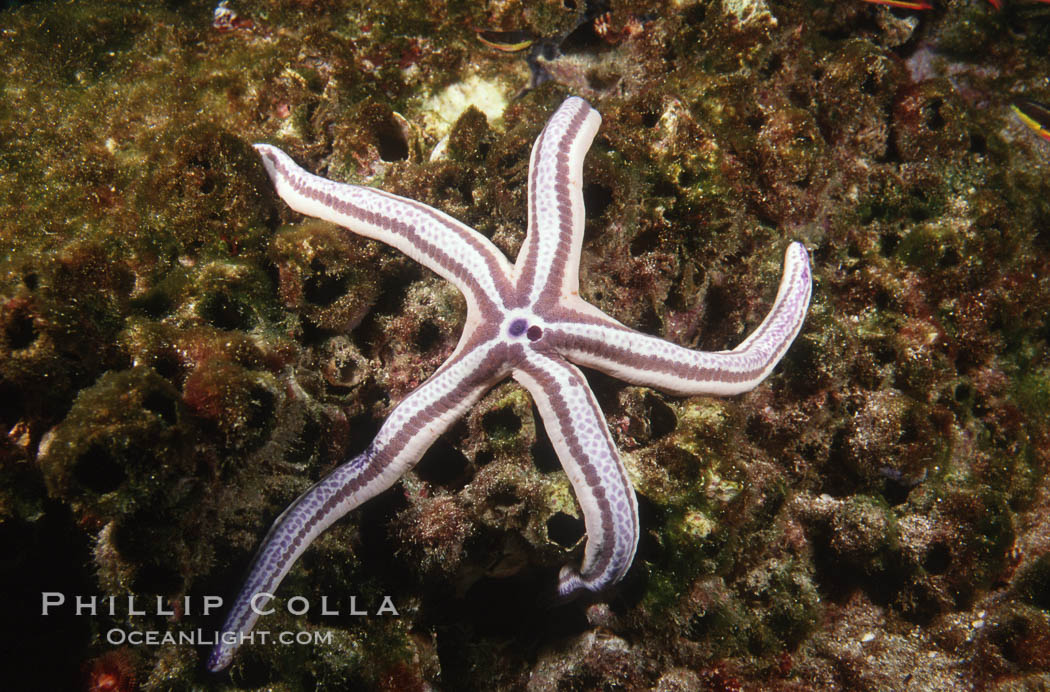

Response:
(862, 0), (933, 9)
(1011, 99), (1050, 142)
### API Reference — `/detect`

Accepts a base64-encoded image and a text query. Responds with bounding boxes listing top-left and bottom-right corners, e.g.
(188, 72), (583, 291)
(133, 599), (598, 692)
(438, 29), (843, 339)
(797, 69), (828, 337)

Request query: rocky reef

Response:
(2, 0), (1049, 689)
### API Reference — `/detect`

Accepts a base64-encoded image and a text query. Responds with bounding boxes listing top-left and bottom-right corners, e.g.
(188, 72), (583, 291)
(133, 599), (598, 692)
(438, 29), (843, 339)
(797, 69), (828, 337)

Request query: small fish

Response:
(476, 29), (535, 53)
(878, 466), (928, 485)
(1011, 99), (1050, 142)
(862, 0), (933, 9)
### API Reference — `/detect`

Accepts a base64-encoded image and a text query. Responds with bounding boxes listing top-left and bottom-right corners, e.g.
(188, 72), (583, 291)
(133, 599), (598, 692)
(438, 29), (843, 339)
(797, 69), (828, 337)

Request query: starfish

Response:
(208, 96), (811, 671)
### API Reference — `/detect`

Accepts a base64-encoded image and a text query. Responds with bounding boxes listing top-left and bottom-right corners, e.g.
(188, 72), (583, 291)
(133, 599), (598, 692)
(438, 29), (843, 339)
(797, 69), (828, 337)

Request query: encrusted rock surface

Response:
(2, 0), (1050, 689)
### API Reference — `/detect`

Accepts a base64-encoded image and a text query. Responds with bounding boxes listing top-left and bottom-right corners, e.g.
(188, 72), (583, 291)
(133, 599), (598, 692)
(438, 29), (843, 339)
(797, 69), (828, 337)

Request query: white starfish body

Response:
(208, 97), (812, 671)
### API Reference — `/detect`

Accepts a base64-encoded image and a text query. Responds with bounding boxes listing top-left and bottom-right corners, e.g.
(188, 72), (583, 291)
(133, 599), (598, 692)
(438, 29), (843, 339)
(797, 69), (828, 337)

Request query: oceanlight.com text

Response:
(105, 628), (334, 648)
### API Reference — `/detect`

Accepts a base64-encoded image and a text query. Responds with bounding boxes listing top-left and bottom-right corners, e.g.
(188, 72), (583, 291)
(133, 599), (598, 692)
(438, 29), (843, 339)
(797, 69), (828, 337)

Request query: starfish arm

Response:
(514, 97), (602, 308)
(255, 143), (513, 320)
(207, 338), (509, 672)
(512, 351), (639, 598)
(554, 242), (812, 396)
